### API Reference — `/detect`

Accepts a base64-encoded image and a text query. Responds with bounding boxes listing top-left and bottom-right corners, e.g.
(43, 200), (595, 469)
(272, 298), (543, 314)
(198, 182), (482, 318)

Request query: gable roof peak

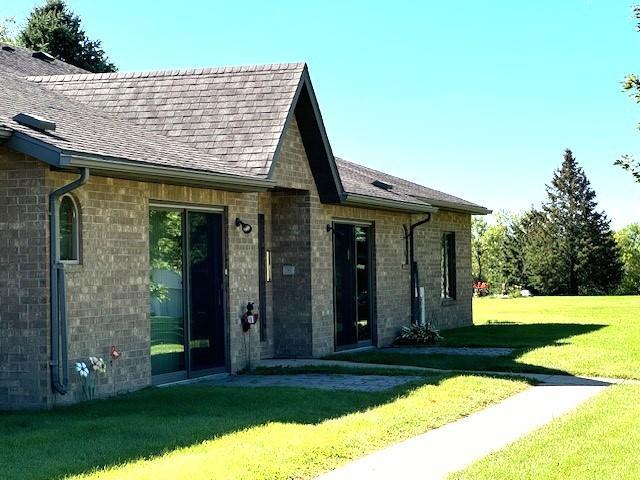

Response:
(28, 62), (307, 83)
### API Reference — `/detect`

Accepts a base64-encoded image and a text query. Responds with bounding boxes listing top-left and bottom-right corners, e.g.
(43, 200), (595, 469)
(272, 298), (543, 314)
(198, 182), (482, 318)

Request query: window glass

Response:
(59, 196), (78, 261)
(442, 232), (456, 299)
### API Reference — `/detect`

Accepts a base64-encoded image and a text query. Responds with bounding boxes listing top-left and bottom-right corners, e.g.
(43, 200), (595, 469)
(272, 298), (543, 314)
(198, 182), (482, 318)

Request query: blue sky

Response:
(4, 0), (640, 228)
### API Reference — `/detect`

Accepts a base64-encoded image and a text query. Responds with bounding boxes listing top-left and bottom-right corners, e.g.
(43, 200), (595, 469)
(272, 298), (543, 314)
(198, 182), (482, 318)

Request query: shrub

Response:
(394, 324), (442, 346)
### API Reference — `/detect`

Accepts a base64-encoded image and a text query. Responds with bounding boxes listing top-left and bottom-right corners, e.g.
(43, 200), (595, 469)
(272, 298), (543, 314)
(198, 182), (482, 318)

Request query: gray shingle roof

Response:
(0, 44), (87, 76)
(28, 63), (306, 175)
(0, 46), (487, 213)
(336, 157), (489, 213)
(0, 70), (255, 179)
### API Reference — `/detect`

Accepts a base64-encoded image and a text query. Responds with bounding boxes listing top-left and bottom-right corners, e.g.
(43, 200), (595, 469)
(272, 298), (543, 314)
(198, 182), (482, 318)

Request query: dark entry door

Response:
(334, 223), (373, 348)
(150, 208), (226, 382)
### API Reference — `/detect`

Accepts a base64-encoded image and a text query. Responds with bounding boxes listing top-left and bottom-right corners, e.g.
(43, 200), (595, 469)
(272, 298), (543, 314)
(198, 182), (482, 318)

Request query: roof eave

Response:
(343, 192), (437, 214)
(63, 154), (275, 192)
(6, 131), (274, 192)
(268, 65), (346, 203)
(0, 126), (13, 143)
(423, 198), (492, 215)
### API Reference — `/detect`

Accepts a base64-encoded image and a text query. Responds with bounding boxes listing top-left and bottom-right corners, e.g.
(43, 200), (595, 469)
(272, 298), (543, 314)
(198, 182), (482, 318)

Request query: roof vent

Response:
(13, 113), (56, 133)
(32, 51), (55, 63)
(372, 180), (393, 191)
(2, 45), (16, 52)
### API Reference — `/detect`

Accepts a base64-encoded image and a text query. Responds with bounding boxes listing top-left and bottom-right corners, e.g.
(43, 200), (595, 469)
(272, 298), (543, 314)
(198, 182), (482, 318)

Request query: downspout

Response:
(405, 214), (432, 325)
(49, 168), (89, 394)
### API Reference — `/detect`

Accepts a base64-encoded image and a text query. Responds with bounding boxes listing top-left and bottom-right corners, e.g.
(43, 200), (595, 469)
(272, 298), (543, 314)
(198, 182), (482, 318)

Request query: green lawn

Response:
(0, 374), (526, 480)
(449, 384), (640, 480)
(330, 296), (640, 379)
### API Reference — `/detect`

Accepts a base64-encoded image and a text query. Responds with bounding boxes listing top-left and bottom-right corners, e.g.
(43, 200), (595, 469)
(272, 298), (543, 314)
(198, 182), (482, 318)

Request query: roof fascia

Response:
(417, 197), (492, 215)
(4, 130), (273, 192)
(5, 131), (66, 166)
(343, 192), (437, 214)
(0, 126), (13, 142)
(62, 153), (275, 192)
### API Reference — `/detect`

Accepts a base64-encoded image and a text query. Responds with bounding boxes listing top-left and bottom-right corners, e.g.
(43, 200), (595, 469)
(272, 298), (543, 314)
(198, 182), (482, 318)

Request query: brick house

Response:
(0, 45), (489, 409)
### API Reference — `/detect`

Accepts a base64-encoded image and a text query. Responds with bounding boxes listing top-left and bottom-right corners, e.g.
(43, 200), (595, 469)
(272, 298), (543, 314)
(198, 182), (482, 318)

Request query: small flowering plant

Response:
(75, 356), (107, 400)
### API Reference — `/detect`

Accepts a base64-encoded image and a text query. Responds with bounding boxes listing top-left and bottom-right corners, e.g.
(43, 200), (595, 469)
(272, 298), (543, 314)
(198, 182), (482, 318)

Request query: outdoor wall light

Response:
(235, 217), (253, 234)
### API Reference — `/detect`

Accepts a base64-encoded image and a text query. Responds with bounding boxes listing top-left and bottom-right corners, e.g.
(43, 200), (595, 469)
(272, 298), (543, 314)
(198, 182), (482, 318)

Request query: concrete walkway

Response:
(317, 376), (610, 480)
(256, 358), (633, 479)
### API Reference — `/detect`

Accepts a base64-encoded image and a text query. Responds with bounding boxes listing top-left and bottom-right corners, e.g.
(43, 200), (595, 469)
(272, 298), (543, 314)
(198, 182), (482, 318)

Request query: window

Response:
(59, 195), (79, 262)
(441, 232), (456, 299)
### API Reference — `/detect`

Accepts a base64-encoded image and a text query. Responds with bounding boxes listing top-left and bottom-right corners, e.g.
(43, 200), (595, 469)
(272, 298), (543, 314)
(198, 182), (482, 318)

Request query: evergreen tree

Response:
(500, 216), (527, 288)
(18, 0), (116, 73)
(522, 209), (561, 294)
(531, 150), (623, 295)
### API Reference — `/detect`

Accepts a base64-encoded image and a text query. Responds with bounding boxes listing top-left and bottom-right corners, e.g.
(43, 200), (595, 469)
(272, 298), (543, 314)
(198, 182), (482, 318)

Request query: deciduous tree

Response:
(615, 223), (640, 295)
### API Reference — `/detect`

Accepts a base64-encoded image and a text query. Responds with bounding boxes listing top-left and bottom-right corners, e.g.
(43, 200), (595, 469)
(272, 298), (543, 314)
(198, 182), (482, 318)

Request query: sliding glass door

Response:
(149, 207), (225, 382)
(188, 211), (225, 371)
(334, 223), (373, 349)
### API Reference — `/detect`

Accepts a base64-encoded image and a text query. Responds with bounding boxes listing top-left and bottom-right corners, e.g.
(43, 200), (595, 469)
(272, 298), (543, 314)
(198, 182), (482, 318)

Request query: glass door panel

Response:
(187, 211), (225, 371)
(334, 224), (356, 347)
(355, 226), (371, 342)
(149, 209), (185, 376)
(334, 223), (373, 348)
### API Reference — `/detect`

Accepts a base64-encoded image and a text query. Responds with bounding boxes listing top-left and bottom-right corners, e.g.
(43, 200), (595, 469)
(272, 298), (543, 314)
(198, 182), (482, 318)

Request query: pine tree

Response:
(501, 214), (529, 289)
(530, 150), (623, 294)
(18, 0), (116, 73)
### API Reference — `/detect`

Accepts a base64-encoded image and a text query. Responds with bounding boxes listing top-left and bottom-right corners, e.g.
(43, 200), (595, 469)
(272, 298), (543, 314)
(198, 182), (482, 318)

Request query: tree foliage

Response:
(0, 17), (16, 44)
(531, 150), (623, 295)
(619, 6), (640, 183)
(615, 223), (640, 295)
(614, 155), (640, 183)
(471, 151), (624, 296)
(471, 212), (517, 292)
(18, 0), (116, 73)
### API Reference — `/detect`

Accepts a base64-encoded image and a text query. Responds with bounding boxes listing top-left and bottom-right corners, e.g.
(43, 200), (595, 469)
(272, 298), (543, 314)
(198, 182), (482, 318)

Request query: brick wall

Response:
(46, 172), (150, 405)
(37, 172), (263, 406)
(271, 118), (416, 356)
(271, 191), (313, 356)
(414, 210), (473, 330)
(271, 117), (474, 356)
(0, 114), (473, 409)
(311, 205), (413, 353)
(0, 147), (50, 409)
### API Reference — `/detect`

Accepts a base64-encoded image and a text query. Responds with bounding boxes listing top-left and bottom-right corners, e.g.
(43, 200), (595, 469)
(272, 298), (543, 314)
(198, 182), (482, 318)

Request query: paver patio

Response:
(199, 373), (419, 391)
(387, 346), (515, 356)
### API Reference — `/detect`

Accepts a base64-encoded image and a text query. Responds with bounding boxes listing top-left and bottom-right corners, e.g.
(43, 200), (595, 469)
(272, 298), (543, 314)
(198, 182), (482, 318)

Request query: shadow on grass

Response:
(328, 323), (606, 377)
(439, 322), (606, 349)
(0, 371), (475, 480)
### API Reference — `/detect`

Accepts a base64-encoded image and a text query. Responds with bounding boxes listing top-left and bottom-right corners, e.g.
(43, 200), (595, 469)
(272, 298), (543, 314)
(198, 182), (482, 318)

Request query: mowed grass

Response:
(331, 296), (640, 379)
(0, 374), (526, 480)
(449, 384), (640, 480)
(469, 296), (640, 379)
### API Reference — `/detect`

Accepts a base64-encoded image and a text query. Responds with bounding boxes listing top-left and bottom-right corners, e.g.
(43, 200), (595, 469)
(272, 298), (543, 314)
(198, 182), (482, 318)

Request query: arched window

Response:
(59, 195), (79, 262)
